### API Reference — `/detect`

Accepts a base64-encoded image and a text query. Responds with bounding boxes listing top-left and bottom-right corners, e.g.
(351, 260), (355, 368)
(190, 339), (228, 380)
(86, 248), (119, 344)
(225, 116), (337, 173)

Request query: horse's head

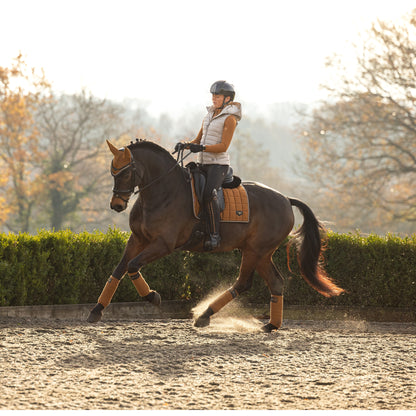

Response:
(107, 139), (136, 212)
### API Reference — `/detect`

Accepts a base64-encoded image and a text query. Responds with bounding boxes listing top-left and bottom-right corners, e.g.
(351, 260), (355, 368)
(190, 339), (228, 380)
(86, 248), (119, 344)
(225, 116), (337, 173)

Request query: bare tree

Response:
(36, 89), (126, 230)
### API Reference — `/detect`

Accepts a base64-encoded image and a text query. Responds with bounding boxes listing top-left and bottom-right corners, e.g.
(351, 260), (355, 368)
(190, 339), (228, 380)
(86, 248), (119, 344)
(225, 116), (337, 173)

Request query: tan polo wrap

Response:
(270, 295), (283, 328)
(129, 272), (151, 297)
(98, 276), (120, 308)
(209, 288), (238, 313)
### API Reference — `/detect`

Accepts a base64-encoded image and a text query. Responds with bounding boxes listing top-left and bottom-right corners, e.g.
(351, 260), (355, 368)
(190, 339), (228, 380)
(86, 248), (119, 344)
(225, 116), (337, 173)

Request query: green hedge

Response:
(0, 229), (415, 308)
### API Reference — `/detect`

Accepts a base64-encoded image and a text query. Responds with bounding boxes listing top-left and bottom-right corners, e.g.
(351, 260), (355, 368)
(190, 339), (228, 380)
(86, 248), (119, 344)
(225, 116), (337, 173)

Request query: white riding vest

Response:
(198, 102), (242, 165)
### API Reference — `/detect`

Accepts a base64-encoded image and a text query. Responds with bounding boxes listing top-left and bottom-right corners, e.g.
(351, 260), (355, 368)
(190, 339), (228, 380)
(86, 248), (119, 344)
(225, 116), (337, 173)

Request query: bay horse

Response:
(87, 139), (344, 331)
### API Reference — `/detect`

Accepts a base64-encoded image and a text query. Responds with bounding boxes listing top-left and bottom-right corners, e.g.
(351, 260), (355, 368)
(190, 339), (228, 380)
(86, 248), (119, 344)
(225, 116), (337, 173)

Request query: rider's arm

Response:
(190, 127), (203, 144)
(204, 115), (237, 153)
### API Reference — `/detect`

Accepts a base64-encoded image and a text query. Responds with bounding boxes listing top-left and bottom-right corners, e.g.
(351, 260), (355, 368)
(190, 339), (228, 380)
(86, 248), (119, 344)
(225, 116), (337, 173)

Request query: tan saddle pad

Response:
(191, 177), (250, 223)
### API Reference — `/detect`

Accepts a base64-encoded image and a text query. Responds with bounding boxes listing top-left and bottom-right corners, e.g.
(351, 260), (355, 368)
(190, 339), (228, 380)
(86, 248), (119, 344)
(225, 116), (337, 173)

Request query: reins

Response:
(173, 147), (193, 168)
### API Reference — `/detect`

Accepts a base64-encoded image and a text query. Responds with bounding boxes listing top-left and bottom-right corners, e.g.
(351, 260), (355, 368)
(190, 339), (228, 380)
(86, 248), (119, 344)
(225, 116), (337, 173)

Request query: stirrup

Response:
(204, 233), (221, 250)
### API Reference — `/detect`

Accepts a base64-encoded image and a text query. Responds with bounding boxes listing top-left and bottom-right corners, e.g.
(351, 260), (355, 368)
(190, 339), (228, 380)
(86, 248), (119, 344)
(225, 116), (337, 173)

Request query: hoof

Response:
(262, 323), (279, 333)
(145, 291), (161, 307)
(87, 311), (102, 323)
(151, 291), (161, 307)
(87, 304), (104, 323)
(194, 314), (210, 328)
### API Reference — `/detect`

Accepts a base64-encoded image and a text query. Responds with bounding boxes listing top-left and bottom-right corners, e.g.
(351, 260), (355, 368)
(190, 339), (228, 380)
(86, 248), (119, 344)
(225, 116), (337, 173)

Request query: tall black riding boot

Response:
(204, 192), (221, 251)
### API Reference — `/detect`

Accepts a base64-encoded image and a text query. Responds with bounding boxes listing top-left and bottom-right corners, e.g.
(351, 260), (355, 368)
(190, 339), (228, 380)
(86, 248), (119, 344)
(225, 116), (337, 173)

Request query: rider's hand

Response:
(189, 144), (205, 153)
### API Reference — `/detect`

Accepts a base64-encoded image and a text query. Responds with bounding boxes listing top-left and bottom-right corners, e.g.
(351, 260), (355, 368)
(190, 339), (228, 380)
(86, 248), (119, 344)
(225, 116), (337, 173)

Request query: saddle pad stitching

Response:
(221, 187), (249, 223)
(190, 177), (249, 223)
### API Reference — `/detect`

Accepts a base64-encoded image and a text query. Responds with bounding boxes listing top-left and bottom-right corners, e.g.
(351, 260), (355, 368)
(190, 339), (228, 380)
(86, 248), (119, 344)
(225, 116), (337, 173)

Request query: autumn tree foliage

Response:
(298, 9), (416, 233)
(0, 54), (49, 232)
(0, 55), (128, 232)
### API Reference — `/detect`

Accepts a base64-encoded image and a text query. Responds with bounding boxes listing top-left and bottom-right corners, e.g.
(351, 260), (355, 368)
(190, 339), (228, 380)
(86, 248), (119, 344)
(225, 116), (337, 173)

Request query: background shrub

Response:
(0, 229), (415, 308)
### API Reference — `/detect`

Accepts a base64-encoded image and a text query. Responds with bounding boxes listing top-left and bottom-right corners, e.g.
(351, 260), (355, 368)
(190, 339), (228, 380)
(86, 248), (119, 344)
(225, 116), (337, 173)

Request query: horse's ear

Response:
(107, 140), (119, 156)
(107, 139), (132, 168)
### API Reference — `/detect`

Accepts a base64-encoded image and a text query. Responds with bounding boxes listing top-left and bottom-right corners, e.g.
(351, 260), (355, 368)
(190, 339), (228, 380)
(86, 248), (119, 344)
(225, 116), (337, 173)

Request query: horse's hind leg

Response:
(256, 254), (284, 332)
(194, 250), (258, 328)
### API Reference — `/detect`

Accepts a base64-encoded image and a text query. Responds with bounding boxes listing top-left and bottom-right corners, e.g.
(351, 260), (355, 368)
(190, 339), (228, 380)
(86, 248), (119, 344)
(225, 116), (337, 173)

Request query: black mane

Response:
(127, 139), (175, 161)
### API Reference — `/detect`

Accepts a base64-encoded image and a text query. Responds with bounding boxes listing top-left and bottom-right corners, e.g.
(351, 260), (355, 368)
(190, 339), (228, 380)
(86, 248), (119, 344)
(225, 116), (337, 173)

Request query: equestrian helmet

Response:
(210, 80), (235, 101)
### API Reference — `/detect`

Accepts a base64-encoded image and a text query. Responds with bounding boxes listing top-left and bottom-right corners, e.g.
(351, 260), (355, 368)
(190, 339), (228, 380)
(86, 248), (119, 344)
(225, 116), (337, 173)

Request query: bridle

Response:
(111, 159), (138, 202)
(111, 147), (192, 202)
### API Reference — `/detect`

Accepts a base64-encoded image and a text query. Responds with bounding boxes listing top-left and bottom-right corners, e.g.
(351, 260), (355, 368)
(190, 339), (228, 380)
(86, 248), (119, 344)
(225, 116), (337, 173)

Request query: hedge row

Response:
(0, 229), (415, 308)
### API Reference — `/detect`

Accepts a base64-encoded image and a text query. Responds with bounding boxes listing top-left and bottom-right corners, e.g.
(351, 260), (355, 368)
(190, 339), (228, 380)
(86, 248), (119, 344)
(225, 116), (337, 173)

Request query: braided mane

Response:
(127, 139), (175, 161)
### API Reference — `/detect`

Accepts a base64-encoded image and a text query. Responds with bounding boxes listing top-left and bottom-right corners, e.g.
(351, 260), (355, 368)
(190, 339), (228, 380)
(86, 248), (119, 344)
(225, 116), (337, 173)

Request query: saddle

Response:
(186, 162), (249, 223)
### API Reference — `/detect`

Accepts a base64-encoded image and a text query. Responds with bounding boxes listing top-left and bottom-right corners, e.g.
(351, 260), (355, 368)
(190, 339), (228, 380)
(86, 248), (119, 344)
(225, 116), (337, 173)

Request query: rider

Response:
(175, 80), (242, 250)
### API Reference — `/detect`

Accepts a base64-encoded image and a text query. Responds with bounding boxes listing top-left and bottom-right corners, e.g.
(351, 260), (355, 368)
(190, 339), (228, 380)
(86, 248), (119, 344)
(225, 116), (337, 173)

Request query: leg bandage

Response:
(98, 276), (120, 308)
(269, 295), (283, 328)
(209, 288), (238, 313)
(129, 272), (151, 297)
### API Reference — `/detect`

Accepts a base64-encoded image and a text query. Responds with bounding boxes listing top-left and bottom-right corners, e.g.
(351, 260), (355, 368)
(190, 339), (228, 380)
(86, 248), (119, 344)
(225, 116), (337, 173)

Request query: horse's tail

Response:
(288, 198), (344, 297)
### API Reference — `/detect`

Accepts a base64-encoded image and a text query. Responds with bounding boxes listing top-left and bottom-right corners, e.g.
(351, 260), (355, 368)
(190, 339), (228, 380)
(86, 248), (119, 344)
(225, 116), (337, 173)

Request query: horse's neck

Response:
(135, 149), (173, 175)
(133, 148), (185, 196)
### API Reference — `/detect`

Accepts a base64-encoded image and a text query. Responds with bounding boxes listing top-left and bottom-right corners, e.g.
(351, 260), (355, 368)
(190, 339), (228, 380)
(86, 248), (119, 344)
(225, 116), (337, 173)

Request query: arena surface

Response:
(1, 310), (415, 410)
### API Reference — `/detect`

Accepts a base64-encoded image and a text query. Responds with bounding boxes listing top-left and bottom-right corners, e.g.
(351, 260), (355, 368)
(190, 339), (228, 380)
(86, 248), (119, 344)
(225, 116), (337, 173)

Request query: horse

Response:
(87, 139), (344, 331)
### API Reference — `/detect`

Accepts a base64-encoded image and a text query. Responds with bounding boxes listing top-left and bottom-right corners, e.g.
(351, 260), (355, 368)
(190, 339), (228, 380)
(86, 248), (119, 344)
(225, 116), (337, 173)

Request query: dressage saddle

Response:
(186, 162), (242, 211)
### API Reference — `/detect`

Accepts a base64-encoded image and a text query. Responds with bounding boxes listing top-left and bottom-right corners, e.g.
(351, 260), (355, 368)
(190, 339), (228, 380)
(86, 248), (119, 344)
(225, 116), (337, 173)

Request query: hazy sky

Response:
(1, 0), (415, 116)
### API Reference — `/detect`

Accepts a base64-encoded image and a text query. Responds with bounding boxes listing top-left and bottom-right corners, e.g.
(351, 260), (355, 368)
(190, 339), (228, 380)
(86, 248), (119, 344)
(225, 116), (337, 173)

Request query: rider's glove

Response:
(189, 144), (205, 153)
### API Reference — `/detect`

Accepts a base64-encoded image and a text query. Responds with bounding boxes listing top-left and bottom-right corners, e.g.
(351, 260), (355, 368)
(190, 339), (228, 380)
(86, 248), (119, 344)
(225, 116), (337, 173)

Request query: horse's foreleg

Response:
(194, 250), (258, 327)
(256, 255), (284, 332)
(126, 237), (174, 306)
(86, 274), (121, 323)
(87, 235), (142, 323)
(128, 271), (161, 306)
